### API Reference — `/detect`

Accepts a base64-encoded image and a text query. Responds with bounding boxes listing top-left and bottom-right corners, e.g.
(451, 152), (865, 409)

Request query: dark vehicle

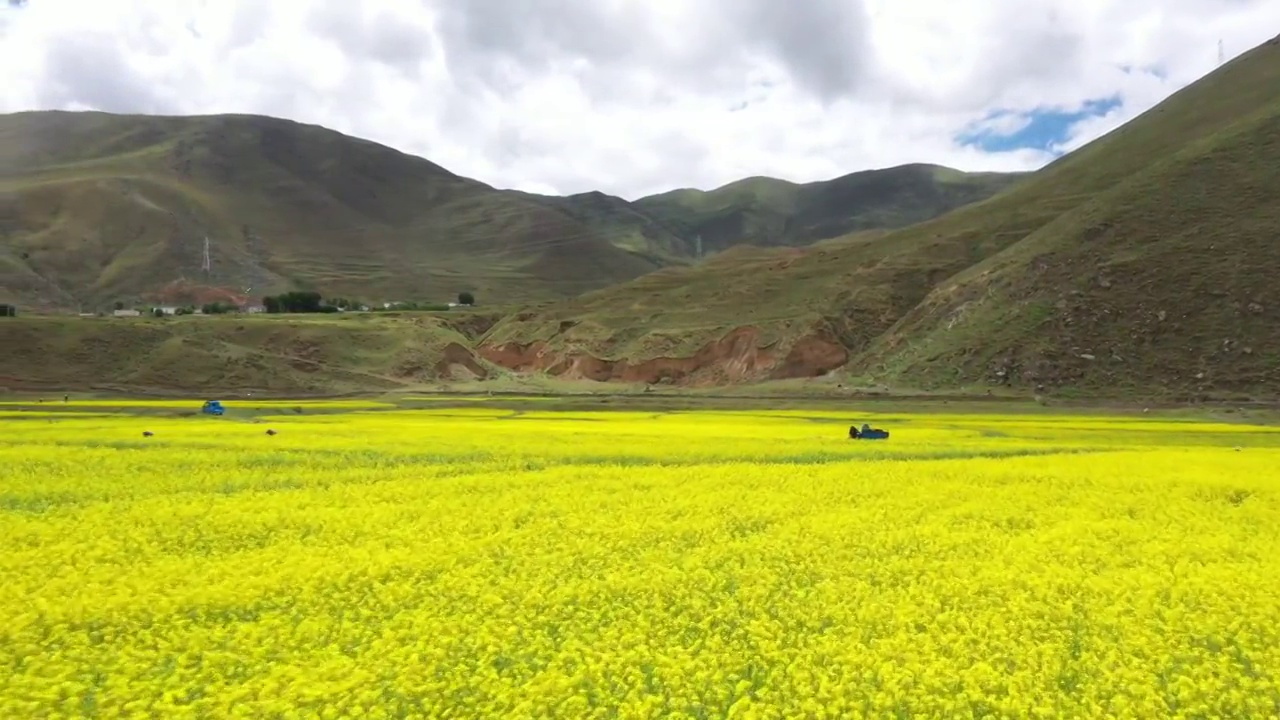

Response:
(849, 423), (889, 440)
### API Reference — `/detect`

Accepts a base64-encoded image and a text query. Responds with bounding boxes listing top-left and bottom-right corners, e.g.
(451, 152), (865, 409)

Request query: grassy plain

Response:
(0, 313), (506, 396)
(2, 402), (1279, 718)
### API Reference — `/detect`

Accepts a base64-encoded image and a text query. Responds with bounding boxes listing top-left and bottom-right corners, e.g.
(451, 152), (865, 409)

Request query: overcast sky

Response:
(3, 0), (1278, 199)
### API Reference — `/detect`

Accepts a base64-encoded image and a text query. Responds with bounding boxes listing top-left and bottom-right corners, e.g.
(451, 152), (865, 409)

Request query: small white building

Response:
(244, 305), (266, 313)
(112, 309), (141, 317)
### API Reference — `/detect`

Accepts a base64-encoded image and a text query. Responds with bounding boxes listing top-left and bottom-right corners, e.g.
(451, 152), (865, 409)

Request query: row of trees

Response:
(202, 302), (236, 314)
(263, 291), (333, 314)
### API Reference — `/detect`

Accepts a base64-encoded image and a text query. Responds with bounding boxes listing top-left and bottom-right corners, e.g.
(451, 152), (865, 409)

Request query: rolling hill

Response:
(477, 33), (1280, 400)
(0, 111), (1017, 312)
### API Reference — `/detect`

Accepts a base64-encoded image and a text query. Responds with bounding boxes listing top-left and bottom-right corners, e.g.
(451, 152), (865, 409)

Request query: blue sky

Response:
(957, 96), (1123, 154)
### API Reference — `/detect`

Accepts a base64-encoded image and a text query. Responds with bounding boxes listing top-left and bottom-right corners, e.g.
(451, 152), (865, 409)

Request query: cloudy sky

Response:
(3, 0), (1278, 199)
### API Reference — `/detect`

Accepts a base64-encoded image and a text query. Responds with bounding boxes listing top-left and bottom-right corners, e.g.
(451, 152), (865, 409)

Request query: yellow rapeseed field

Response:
(2, 402), (1279, 718)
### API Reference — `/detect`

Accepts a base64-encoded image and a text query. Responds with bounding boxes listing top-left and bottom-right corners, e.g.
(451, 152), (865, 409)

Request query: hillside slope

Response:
(479, 34), (1280, 399)
(0, 112), (664, 310)
(634, 164), (1024, 253)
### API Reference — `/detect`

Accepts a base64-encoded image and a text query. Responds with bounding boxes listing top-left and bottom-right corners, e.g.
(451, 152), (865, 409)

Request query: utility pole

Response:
(1218, 39), (1224, 65)
(201, 236), (211, 280)
(695, 234), (703, 259)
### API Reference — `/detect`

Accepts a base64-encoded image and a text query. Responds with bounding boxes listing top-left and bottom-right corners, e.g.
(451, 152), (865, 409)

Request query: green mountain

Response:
(17, 30), (1276, 403)
(0, 111), (1017, 311)
(478, 33), (1280, 400)
(0, 111), (663, 311)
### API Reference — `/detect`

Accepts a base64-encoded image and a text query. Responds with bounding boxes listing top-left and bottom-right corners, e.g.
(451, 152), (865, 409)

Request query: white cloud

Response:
(963, 112), (1037, 140)
(2, 0), (1278, 199)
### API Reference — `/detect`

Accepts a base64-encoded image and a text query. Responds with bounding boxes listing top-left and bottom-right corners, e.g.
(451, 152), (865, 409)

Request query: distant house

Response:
(112, 309), (141, 317)
(243, 305), (266, 313)
(156, 306), (179, 315)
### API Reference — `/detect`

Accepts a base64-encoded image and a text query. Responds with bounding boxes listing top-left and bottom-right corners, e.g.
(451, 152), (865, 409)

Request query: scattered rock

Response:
(1248, 302), (1264, 314)
(1157, 310), (1168, 321)
(142, 431), (154, 437)
(1079, 353), (1096, 361)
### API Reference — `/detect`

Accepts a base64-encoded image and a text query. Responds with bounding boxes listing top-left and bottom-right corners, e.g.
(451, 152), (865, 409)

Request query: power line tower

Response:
(201, 236), (211, 280)
(695, 234), (703, 259)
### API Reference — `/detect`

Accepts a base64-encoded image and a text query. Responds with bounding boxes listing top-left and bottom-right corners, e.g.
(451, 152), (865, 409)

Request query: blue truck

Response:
(201, 400), (225, 416)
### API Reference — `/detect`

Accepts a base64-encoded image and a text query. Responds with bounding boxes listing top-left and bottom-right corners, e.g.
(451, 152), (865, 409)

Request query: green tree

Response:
(264, 291), (325, 313)
(458, 291), (475, 306)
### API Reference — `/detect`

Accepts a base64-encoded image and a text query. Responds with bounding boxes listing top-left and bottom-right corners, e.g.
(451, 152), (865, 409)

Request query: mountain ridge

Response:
(0, 109), (1018, 311)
